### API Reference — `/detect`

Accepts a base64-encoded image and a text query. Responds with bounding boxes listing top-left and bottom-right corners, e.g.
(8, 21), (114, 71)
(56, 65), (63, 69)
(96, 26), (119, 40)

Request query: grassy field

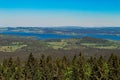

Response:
(0, 42), (27, 52)
(79, 38), (120, 49)
(0, 45), (27, 52)
(47, 40), (68, 49)
(81, 43), (120, 49)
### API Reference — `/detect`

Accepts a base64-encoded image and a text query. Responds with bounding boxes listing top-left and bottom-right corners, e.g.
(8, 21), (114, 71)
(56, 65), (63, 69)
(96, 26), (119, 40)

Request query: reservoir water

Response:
(1, 31), (120, 41)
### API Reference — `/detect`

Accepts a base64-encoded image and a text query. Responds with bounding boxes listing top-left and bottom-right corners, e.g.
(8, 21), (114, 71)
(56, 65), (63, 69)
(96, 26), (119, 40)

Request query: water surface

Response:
(1, 31), (120, 41)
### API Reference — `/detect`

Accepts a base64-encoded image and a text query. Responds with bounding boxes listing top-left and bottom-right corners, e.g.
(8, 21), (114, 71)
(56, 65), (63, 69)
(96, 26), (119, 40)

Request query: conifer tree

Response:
(108, 54), (120, 79)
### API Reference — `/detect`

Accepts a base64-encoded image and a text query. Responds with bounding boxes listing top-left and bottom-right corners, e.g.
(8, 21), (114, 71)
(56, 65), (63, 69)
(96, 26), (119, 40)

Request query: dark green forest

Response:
(0, 53), (119, 80)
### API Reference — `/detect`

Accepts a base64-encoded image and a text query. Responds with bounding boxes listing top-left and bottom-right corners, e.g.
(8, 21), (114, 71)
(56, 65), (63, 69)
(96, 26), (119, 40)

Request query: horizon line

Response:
(0, 26), (120, 28)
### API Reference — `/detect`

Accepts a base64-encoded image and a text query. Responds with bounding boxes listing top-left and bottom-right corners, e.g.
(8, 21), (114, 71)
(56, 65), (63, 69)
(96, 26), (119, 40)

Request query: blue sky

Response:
(0, 0), (120, 27)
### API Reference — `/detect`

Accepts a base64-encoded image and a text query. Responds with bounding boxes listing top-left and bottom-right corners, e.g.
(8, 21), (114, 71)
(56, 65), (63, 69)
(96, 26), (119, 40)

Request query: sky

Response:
(0, 0), (120, 27)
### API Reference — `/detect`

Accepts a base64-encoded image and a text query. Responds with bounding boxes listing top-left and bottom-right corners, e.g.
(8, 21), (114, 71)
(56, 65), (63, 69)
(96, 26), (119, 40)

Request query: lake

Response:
(1, 31), (120, 41)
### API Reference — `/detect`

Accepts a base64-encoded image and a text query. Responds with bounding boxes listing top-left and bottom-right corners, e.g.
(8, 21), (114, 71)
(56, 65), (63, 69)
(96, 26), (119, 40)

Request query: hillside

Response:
(0, 34), (120, 61)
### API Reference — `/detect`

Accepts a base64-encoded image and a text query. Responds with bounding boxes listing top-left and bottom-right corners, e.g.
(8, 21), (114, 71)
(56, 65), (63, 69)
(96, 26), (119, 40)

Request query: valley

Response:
(0, 27), (120, 61)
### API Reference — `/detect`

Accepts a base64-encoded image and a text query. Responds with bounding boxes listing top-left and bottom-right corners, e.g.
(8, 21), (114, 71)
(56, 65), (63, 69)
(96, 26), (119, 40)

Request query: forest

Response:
(0, 53), (119, 80)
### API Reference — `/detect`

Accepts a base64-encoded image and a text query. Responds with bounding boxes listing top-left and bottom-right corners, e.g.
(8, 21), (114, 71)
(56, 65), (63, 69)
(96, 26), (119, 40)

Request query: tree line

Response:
(0, 53), (120, 80)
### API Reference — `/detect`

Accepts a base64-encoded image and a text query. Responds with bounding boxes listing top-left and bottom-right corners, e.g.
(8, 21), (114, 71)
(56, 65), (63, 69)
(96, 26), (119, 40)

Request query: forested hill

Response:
(0, 53), (120, 80)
